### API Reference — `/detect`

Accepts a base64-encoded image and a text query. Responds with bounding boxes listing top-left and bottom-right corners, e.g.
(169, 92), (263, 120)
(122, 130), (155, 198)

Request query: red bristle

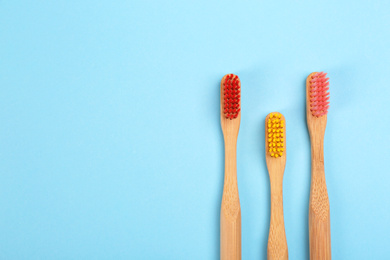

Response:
(223, 74), (241, 120)
(309, 72), (330, 117)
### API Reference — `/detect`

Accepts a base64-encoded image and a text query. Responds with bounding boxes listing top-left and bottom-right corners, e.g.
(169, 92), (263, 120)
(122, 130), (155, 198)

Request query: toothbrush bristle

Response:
(266, 112), (285, 158)
(223, 74), (241, 120)
(309, 72), (330, 117)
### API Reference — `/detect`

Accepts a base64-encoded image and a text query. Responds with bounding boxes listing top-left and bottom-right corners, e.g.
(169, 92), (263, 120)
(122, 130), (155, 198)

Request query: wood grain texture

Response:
(220, 75), (241, 260)
(306, 72), (331, 260)
(265, 113), (288, 260)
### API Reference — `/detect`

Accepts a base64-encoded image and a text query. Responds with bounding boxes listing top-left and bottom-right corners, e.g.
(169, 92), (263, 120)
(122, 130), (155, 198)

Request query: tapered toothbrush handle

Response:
(221, 202), (241, 260)
(220, 139), (241, 260)
(309, 155), (331, 260)
(267, 179), (288, 260)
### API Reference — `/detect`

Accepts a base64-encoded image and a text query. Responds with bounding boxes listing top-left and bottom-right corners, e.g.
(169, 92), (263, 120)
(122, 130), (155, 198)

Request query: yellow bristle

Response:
(267, 113), (285, 158)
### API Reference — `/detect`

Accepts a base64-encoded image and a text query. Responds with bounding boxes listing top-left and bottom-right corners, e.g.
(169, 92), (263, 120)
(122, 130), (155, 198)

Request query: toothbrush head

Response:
(308, 72), (330, 117)
(266, 112), (285, 158)
(222, 74), (241, 120)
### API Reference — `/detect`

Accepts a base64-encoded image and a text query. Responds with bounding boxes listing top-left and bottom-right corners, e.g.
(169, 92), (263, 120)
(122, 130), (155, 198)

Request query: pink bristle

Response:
(309, 72), (330, 117)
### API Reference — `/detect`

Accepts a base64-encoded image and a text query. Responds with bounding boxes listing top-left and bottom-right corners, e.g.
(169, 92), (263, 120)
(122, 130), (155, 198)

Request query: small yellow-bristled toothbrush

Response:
(306, 72), (331, 260)
(265, 112), (288, 260)
(220, 74), (241, 260)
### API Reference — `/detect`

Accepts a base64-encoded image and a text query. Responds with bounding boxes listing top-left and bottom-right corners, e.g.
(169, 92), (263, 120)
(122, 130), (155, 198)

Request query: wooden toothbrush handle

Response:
(221, 202), (241, 260)
(309, 159), (331, 260)
(220, 137), (241, 260)
(268, 181), (288, 260)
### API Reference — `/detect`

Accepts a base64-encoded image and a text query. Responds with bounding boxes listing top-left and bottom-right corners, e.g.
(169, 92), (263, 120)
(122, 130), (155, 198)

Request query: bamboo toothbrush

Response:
(265, 112), (288, 260)
(220, 74), (241, 260)
(306, 72), (331, 260)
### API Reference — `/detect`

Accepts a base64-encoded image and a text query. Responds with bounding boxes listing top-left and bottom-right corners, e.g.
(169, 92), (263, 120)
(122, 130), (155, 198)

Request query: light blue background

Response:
(1, 0), (389, 259)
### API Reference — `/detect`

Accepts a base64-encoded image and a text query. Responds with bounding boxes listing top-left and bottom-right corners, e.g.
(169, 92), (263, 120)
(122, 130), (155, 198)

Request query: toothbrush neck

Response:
(224, 138), (237, 179)
(310, 134), (325, 176)
(269, 173), (283, 192)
